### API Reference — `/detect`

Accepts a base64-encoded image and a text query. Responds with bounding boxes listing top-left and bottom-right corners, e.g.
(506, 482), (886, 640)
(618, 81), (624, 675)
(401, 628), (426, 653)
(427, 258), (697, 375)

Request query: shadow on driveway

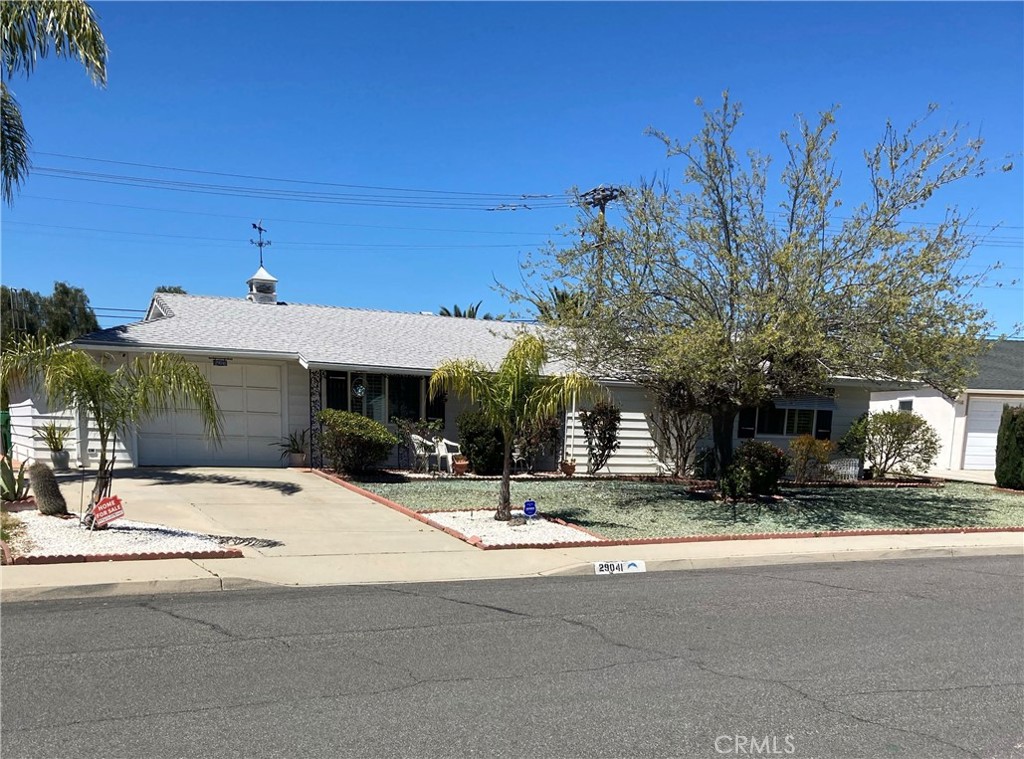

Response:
(55, 467), (304, 496)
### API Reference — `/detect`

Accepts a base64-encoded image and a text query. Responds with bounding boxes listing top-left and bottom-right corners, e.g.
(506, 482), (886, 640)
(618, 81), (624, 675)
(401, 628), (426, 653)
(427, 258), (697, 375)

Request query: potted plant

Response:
(273, 429), (308, 467)
(560, 456), (577, 477)
(34, 422), (73, 472)
(452, 454), (470, 476)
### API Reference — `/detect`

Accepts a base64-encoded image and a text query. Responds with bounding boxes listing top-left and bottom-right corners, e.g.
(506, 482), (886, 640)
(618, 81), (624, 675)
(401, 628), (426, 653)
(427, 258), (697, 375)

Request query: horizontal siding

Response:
(566, 386), (662, 475)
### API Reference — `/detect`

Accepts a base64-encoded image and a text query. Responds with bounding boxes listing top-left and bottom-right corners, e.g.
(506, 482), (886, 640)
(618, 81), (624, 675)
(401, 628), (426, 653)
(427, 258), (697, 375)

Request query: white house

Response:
(10, 266), (895, 474)
(869, 339), (1024, 473)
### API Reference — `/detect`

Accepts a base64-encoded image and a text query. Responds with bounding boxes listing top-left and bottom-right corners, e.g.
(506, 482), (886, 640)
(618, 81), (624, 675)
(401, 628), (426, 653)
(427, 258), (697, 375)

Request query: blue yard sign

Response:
(523, 500), (537, 517)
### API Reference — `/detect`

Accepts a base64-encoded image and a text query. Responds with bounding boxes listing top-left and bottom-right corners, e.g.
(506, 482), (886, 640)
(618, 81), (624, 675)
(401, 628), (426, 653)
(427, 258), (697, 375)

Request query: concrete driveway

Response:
(52, 467), (474, 559)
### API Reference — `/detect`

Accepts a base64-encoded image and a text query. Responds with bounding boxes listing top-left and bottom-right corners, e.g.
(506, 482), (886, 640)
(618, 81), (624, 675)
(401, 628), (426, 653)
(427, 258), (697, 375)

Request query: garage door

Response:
(138, 362), (284, 466)
(963, 397), (1024, 470)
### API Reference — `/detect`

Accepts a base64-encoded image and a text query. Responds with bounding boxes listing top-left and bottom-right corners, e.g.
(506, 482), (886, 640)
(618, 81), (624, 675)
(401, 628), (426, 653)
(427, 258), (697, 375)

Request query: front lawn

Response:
(352, 477), (1024, 539)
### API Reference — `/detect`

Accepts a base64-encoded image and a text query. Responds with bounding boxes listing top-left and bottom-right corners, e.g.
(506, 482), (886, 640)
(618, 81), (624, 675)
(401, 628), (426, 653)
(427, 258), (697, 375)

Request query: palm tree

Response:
(1, 0), (108, 204)
(6, 341), (220, 504)
(429, 333), (600, 520)
(438, 301), (498, 320)
(532, 286), (590, 322)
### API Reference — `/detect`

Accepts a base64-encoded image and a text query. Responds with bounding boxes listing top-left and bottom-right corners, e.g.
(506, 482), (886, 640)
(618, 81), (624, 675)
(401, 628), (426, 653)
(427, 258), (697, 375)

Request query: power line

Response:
(34, 150), (571, 200)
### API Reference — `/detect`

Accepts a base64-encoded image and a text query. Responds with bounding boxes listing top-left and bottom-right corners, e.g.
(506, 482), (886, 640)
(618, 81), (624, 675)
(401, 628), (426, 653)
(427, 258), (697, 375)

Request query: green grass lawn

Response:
(352, 477), (1024, 539)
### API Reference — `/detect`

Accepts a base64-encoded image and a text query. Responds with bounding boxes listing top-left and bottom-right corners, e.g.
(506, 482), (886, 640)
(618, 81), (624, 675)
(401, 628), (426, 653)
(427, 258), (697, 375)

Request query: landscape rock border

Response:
(319, 470), (1024, 551)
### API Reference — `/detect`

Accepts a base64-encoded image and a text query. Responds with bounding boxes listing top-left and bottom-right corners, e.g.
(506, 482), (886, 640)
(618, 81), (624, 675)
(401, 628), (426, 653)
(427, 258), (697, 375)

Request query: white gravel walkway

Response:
(7, 511), (224, 557)
(424, 509), (605, 546)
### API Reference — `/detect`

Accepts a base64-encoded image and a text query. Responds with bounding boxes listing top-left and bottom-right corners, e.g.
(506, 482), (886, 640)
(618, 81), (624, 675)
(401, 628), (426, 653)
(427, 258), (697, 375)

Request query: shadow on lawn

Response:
(779, 487), (994, 530)
(545, 507), (642, 533)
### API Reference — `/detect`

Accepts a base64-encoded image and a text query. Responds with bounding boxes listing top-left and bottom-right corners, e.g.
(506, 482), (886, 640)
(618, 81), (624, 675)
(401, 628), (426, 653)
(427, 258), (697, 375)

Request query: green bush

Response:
(514, 415), (562, 472)
(316, 410), (399, 474)
(995, 405), (1024, 490)
(579, 401), (621, 474)
(730, 440), (790, 496)
(840, 410), (940, 478)
(788, 434), (836, 481)
(457, 410), (504, 475)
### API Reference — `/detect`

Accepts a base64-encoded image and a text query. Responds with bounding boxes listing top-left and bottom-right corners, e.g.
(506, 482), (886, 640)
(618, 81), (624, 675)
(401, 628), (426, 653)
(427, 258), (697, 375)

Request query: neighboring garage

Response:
(137, 361), (286, 466)
(870, 339), (1024, 474)
(963, 397), (1024, 470)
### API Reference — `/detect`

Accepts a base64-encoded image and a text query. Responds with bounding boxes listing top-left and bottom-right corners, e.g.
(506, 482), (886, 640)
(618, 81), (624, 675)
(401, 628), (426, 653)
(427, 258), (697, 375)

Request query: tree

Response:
(429, 333), (599, 520)
(579, 401), (621, 474)
(155, 285), (187, 294)
(438, 301), (498, 320)
(5, 340), (221, 503)
(514, 94), (999, 474)
(994, 406), (1024, 490)
(1, 282), (98, 348)
(1, 0), (108, 204)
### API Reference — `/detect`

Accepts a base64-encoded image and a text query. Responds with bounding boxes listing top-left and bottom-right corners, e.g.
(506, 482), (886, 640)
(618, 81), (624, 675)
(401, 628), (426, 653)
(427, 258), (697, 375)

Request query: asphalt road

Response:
(2, 556), (1022, 759)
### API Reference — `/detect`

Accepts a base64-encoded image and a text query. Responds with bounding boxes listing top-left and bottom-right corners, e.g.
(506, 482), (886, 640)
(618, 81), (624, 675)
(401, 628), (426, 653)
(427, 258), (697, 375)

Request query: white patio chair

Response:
(434, 438), (461, 474)
(409, 434), (437, 472)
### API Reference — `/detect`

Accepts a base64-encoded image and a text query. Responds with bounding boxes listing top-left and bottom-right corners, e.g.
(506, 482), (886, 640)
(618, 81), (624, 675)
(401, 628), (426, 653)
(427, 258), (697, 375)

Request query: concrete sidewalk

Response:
(2, 468), (1021, 602)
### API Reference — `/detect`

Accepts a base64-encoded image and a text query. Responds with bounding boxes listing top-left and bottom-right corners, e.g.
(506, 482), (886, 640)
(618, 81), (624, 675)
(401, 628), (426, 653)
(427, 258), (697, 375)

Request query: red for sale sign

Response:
(92, 496), (125, 527)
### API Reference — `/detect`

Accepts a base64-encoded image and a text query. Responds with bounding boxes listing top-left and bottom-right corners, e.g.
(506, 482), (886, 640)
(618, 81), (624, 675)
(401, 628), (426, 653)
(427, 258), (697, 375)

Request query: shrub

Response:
(27, 461), (69, 516)
(995, 405), (1024, 490)
(579, 401), (621, 474)
(1, 454), (29, 502)
(788, 435), (836, 481)
(316, 410), (399, 474)
(457, 410), (504, 475)
(839, 410), (940, 478)
(732, 440), (790, 495)
(514, 415), (562, 472)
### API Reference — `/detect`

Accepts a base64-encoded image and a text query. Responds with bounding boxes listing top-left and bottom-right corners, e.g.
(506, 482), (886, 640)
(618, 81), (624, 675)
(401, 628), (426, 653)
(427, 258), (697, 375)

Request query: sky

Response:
(1, 1), (1022, 335)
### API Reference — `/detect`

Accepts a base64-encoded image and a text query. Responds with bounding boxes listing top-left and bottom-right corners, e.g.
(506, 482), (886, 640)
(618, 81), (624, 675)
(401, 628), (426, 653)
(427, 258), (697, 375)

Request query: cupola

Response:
(246, 265), (278, 304)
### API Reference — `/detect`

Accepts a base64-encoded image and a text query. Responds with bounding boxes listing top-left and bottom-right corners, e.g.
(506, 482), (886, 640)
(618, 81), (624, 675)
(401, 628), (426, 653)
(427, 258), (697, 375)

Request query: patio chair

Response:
(434, 438), (461, 474)
(409, 434), (437, 473)
(511, 444), (528, 474)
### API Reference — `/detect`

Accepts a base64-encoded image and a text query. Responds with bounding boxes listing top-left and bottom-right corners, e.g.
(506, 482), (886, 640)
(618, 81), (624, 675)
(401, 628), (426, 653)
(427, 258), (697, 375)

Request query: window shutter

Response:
(737, 407), (757, 439)
(814, 409), (833, 440)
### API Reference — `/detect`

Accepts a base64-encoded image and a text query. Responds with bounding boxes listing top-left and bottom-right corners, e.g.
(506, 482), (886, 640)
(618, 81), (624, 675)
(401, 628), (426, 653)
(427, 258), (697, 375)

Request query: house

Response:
(9, 266), (894, 474)
(869, 339), (1024, 473)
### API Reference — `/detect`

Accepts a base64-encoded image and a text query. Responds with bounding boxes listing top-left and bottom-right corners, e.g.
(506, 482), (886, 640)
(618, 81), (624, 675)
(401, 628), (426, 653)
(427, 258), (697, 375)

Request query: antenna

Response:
(250, 220), (272, 267)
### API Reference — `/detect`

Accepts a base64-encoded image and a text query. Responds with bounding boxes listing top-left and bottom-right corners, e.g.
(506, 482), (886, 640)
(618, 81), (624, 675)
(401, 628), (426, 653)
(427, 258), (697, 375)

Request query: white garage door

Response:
(963, 397), (1024, 470)
(138, 361), (284, 466)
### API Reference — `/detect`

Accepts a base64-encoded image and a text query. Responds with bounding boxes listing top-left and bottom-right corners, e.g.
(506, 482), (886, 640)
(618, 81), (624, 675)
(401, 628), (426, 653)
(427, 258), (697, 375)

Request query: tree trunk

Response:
(495, 437), (512, 521)
(711, 407), (738, 476)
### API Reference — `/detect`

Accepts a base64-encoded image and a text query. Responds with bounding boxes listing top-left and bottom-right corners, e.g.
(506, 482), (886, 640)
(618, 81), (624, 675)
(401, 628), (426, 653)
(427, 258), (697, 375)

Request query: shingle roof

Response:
(970, 340), (1024, 391)
(75, 294), (555, 373)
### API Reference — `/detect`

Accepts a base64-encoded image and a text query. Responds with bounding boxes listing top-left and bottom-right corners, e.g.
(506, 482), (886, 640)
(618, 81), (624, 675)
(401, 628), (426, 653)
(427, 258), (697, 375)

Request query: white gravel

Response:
(8, 511), (225, 557)
(424, 509), (605, 546)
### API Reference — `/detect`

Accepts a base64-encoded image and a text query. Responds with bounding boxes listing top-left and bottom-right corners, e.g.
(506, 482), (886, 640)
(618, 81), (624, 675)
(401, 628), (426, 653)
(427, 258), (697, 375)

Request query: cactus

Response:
(26, 461), (69, 516)
(1, 454), (30, 502)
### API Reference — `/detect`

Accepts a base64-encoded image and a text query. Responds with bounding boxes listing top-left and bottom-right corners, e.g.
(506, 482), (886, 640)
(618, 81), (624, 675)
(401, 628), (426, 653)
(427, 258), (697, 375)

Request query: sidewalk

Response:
(2, 468), (1021, 602)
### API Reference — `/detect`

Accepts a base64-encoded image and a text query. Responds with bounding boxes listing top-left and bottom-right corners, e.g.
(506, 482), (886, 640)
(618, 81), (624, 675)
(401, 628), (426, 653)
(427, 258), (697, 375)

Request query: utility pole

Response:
(579, 185), (623, 294)
(250, 220), (272, 267)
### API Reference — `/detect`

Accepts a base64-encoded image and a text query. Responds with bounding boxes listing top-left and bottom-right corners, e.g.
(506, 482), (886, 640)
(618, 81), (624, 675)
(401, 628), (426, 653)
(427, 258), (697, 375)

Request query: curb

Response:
(0, 573), (275, 604)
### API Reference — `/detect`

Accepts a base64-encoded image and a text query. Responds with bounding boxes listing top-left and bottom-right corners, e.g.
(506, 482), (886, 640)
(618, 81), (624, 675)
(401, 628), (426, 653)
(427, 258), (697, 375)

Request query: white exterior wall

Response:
(286, 362), (311, 441)
(869, 388), (956, 470)
(7, 383), (84, 466)
(565, 385), (662, 475)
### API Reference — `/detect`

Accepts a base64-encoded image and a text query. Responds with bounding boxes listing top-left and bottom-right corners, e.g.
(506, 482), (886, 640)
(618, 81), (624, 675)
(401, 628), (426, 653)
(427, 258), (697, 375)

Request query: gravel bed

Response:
(9, 511), (224, 557)
(425, 509), (605, 546)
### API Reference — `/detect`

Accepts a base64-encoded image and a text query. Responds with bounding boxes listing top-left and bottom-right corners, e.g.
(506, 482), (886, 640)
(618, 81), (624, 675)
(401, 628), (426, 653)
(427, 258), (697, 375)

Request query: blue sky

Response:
(2, 1), (1022, 334)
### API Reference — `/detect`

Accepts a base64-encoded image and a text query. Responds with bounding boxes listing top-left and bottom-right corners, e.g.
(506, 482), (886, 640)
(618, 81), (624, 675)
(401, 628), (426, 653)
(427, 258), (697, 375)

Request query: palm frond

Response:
(2, 0), (108, 84)
(0, 82), (30, 206)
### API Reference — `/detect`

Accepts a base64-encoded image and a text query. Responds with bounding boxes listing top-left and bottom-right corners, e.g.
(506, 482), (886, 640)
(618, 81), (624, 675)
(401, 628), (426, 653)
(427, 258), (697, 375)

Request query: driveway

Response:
(52, 467), (474, 559)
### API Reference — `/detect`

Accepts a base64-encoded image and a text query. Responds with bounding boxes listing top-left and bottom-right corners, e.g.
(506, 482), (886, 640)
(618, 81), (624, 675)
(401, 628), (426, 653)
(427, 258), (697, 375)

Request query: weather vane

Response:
(250, 220), (271, 267)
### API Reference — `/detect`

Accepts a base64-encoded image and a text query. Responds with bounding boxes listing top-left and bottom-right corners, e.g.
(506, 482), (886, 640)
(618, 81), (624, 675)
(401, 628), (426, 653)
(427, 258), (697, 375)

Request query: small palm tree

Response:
(1, 0), (108, 204)
(429, 333), (600, 520)
(438, 301), (498, 320)
(6, 341), (221, 504)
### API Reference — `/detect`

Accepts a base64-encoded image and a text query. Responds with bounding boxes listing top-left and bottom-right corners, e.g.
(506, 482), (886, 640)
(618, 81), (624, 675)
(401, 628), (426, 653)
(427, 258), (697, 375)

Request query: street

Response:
(2, 556), (1022, 759)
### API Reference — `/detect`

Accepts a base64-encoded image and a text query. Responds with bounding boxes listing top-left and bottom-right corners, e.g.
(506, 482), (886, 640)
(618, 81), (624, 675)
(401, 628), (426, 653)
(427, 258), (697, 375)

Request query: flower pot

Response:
(560, 462), (576, 477)
(287, 452), (307, 468)
(452, 460), (470, 476)
(50, 450), (71, 472)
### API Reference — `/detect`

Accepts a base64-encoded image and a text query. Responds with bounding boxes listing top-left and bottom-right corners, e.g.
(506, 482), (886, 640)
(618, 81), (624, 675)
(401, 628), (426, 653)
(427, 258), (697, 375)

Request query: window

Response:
(351, 374), (385, 423)
(898, 399), (913, 412)
(325, 372), (348, 411)
(388, 376), (421, 422)
(426, 388), (446, 426)
(740, 404), (834, 440)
